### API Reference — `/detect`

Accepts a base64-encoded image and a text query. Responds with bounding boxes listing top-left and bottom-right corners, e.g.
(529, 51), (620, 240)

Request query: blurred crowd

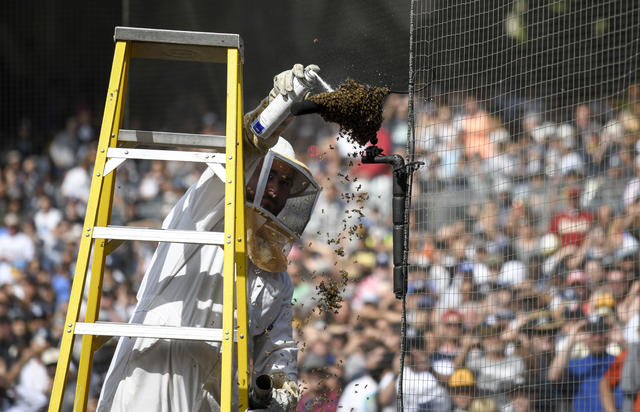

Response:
(1, 82), (640, 412)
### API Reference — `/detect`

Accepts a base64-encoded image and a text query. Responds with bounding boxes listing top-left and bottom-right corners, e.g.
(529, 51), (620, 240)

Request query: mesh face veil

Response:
(245, 142), (321, 272)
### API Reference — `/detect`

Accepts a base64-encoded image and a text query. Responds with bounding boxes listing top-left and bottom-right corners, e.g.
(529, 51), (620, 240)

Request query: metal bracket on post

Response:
(361, 140), (423, 299)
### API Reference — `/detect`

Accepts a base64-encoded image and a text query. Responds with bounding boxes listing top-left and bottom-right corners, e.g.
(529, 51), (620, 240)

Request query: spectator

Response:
(59, 156), (91, 204)
(0, 214), (34, 270)
(548, 186), (594, 248)
(600, 306), (640, 412)
(517, 310), (569, 412)
(600, 347), (639, 412)
(401, 337), (451, 412)
(468, 397), (498, 412)
(548, 316), (618, 412)
(461, 96), (496, 160)
(337, 339), (388, 412)
(297, 353), (339, 412)
(434, 310), (464, 369)
(48, 117), (78, 173)
(456, 318), (525, 408)
(33, 195), (62, 257)
(501, 384), (536, 412)
(448, 368), (478, 412)
(606, 269), (629, 303)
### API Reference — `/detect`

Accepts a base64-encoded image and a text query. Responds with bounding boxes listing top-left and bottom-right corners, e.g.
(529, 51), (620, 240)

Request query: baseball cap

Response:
(521, 310), (563, 335)
(594, 292), (615, 313)
(474, 320), (502, 338)
(449, 368), (475, 388)
(442, 310), (463, 323)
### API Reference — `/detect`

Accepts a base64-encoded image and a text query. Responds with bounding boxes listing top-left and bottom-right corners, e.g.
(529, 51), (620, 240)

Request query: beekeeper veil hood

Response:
(246, 137), (321, 272)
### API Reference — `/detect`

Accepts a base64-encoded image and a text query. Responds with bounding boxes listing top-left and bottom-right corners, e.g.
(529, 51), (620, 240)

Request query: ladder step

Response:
(114, 27), (244, 63)
(107, 147), (225, 163)
(115, 27), (242, 50)
(74, 322), (234, 342)
(118, 129), (226, 149)
(92, 226), (225, 245)
(104, 143), (226, 176)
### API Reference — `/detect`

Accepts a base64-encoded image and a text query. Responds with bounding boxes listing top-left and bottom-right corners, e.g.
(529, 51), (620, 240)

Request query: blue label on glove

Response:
(251, 119), (265, 135)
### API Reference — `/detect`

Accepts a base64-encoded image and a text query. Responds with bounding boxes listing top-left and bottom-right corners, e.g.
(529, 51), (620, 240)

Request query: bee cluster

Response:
(309, 79), (389, 147)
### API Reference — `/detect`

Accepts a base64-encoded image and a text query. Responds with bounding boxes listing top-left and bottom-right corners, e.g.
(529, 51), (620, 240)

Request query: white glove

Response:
(244, 64), (320, 154)
(268, 64), (321, 103)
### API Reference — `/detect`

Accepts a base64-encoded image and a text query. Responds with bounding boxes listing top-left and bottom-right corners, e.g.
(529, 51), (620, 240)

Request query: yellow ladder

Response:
(47, 27), (249, 412)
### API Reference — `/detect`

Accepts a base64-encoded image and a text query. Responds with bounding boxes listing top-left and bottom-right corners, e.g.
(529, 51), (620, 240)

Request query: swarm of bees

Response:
(309, 78), (389, 147)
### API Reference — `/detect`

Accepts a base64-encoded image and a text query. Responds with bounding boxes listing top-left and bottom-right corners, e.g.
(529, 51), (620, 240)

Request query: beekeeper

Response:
(97, 64), (323, 412)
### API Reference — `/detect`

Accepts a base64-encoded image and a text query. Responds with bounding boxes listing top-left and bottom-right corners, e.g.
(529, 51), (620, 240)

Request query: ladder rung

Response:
(92, 226), (225, 245)
(118, 129), (226, 149)
(74, 322), (234, 342)
(107, 147), (226, 163)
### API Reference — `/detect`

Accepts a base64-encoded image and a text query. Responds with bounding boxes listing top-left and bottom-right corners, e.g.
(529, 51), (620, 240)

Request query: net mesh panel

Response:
(408, 1), (640, 411)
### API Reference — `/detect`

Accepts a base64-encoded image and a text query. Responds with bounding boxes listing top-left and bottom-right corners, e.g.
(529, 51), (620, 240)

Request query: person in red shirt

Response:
(549, 186), (594, 247)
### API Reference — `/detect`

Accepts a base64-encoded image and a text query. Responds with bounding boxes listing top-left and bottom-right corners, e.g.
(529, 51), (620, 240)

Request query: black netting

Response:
(406, 1), (640, 411)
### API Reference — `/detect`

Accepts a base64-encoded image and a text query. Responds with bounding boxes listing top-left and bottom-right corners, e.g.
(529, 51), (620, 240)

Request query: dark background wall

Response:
(2, 1), (637, 147)
(0, 1), (410, 146)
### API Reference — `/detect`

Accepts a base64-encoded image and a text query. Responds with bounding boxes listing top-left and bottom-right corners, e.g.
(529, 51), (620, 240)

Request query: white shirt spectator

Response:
(61, 165), (91, 202)
(400, 366), (451, 412)
(7, 358), (50, 412)
(625, 312), (639, 344)
(17, 358), (50, 395)
(34, 206), (62, 248)
(0, 231), (35, 266)
(560, 151), (584, 176)
(623, 176), (640, 209)
(338, 374), (379, 412)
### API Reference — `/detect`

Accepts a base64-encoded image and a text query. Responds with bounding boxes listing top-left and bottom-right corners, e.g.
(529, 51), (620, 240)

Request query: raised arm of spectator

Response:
(622, 201), (640, 230)
(454, 335), (479, 369)
(566, 236), (591, 269)
(378, 352), (401, 408)
(548, 319), (587, 381)
(542, 245), (577, 279)
(617, 282), (640, 324)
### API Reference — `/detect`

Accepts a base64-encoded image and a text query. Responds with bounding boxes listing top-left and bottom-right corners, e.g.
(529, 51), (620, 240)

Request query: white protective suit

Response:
(96, 65), (320, 412)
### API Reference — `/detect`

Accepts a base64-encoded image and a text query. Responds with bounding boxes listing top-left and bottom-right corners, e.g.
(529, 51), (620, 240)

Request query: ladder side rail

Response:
(220, 47), (240, 412)
(48, 40), (130, 412)
(234, 62), (250, 412)
(73, 40), (131, 412)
